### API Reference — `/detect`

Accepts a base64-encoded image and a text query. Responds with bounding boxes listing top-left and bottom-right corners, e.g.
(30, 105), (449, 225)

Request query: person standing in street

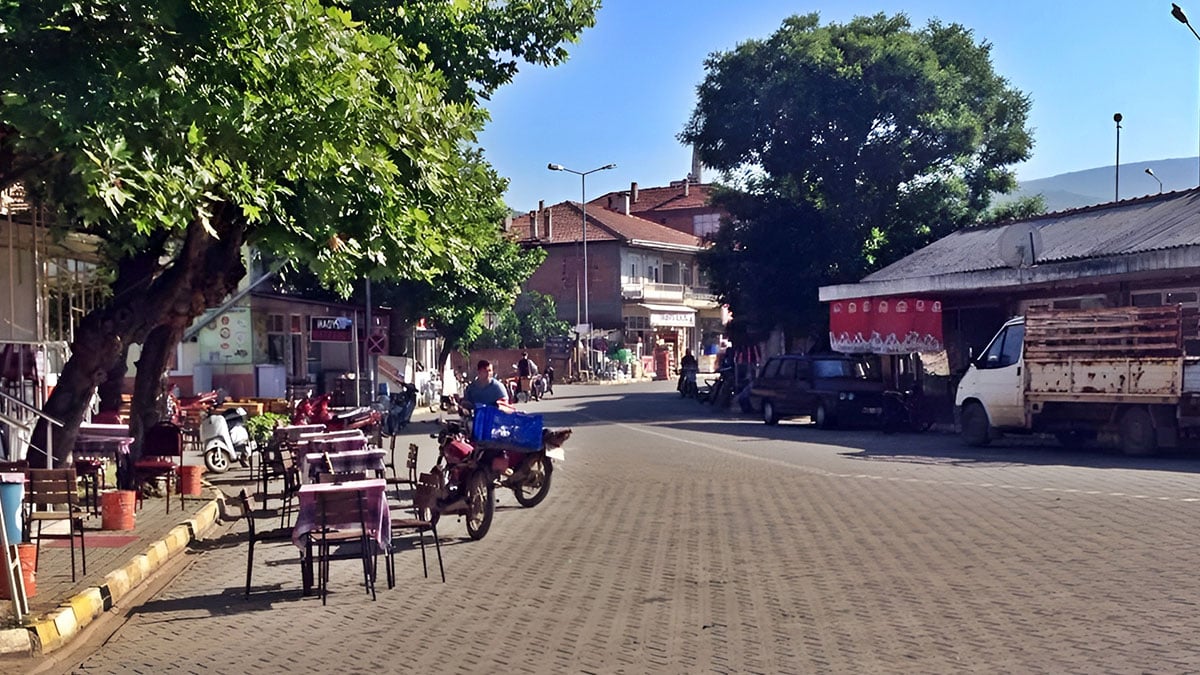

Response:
(516, 350), (540, 401)
(544, 363), (555, 396)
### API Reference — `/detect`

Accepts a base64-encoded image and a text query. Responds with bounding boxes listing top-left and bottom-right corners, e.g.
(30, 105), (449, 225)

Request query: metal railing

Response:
(0, 389), (64, 467)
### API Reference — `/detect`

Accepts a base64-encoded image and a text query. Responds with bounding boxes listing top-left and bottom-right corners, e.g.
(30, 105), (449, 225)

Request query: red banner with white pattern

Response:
(829, 297), (943, 354)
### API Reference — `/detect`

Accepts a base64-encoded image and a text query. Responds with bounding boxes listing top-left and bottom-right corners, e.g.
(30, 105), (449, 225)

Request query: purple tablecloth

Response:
(303, 449), (386, 482)
(292, 478), (390, 553)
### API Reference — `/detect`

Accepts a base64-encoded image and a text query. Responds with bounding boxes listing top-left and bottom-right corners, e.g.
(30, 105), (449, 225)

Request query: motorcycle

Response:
(292, 392), (382, 432)
(166, 389), (222, 427)
(202, 406), (257, 473)
(428, 404), (569, 540)
(678, 366), (698, 398)
(376, 383), (417, 437)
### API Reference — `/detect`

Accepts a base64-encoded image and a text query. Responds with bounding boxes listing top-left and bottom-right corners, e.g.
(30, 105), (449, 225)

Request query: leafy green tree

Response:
(471, 290), (568, 349)
(515, 290), (570, 348)
(0, 0), (597, 464)
(474, 308), (522, 349)
(681, 12), (1033, 343)
(980, 194), (1046, 225)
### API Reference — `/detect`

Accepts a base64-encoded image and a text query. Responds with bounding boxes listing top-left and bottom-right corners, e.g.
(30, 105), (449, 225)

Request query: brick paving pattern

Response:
(21, 382), (1200, 673)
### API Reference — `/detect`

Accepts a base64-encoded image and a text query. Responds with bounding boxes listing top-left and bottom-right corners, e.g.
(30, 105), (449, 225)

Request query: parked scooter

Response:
(202, 406), (256, 473)
(376, 383), (418, 437)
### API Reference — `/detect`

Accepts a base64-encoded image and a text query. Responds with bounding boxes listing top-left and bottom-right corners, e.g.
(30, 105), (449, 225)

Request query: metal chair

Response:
(312, 487), (377, 606)
(387, 472), (445, 586)
(238, 489), (299, 600)
(26, 468), (87, 582)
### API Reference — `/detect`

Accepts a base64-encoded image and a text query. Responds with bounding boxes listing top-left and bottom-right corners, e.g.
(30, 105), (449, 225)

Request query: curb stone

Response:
(0, 491), (222, 657)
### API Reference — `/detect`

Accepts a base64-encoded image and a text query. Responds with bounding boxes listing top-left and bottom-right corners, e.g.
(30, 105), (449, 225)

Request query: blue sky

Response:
(477, 0), (1200, 211)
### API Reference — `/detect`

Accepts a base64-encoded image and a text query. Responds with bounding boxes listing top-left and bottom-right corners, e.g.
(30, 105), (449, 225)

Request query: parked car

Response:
(750, 353), (886, 428)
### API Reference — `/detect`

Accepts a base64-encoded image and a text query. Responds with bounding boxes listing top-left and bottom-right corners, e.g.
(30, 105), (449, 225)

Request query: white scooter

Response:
(201, 407), (256, 473)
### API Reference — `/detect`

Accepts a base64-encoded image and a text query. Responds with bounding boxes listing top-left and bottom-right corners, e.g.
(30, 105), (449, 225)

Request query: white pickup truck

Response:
(954, 305), (1200, 455)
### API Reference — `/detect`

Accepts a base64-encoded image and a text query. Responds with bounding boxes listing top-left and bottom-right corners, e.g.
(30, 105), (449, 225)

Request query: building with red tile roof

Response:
(507, 200), (724, 378)
(590, 179), (726, 240)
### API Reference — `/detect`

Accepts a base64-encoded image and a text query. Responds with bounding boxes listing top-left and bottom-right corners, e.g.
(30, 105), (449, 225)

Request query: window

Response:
(693, 212), (721, 238)
(778, 359), (796, 379)
(979, 324), (1025, 369)
(1132, 292), (1162, 307)
(662, 263), (679, 284)
(761, 358), (781, 378)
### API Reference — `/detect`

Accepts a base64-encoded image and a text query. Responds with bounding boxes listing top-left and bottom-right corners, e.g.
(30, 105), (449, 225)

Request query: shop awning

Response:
(633, 303), (696, 328)
(829, 297), (943, 354)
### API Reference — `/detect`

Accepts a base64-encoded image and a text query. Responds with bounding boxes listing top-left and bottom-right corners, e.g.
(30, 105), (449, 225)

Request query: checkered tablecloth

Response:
(291, 478), (391, 553)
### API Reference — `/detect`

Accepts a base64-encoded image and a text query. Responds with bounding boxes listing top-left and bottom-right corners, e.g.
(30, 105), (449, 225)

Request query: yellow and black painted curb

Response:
(0, 492), (222, 657)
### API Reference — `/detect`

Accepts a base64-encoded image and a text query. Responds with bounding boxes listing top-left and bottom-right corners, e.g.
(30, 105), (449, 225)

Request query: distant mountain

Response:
(1000, 157), (1199, 213)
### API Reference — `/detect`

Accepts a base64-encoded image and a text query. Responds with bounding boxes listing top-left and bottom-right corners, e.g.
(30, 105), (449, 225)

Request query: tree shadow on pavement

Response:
(649, 415), (1200, 474)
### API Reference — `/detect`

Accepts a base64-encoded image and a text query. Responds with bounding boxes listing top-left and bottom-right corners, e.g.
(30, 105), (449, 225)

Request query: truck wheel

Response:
(961, 402), (991, 447)
(1119, 408), (1158, 456)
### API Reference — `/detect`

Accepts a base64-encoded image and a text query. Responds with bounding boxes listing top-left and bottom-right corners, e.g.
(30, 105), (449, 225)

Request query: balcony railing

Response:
(621, 282), (684, 302)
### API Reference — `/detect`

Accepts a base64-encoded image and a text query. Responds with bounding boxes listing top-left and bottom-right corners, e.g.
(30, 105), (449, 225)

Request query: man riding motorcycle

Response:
(677, 348), (699, 394)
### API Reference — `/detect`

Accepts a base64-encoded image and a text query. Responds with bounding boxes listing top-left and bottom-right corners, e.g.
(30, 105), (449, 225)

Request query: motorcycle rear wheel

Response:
(512, 454), (553, 507)
(465, 469), (495, 540)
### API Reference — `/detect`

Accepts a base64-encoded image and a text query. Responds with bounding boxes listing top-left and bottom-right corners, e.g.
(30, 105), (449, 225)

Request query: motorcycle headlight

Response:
(839, 392), (846, 400)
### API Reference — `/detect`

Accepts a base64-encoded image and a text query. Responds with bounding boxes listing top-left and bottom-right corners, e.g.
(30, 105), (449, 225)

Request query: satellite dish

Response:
(997, 222), (1043, 268)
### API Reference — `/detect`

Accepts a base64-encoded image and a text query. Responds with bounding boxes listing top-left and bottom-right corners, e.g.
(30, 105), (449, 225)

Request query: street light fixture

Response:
(1172, 3), (1200, 186)
(546, 162), (617, 342)
(1146, 167), (1164, 194)
(1114, 112), (1122, 202)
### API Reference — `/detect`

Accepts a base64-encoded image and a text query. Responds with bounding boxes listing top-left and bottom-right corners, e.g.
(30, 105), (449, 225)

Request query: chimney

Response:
(529, 209), (538, 239)
(631, 182), (639, 204)
(607, 194), (615, 210)
(545, 207), (553, 239)
(536, 201), (545, 238)
(623, 194), (630, 216)
(683, 179), (690, 197)
(503, 214), (512, 232)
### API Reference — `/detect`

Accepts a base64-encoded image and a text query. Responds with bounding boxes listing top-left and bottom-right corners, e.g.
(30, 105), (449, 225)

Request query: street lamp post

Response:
(1146, 167), (1164, 194)
(1173, 3), (1200, 186)
(547, 163), (616, 361)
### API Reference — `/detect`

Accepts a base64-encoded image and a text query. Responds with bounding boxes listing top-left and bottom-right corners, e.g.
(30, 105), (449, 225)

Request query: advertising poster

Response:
(199, 307), (252, 365)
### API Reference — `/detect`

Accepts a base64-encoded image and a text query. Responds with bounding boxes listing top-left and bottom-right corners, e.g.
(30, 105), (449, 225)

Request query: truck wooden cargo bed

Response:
(1024, 306), (1186, 404)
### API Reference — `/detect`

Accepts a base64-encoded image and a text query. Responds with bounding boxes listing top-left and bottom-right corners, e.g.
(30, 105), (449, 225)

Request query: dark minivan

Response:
(750, 354), (886, 428)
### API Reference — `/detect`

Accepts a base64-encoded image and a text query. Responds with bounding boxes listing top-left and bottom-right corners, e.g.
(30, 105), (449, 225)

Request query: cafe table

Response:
(303, 448), (387, 483)
(291, 478), (390, 595)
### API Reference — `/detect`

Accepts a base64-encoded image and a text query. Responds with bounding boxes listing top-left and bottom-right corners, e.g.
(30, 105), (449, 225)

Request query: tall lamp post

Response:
(1173, 3), (1200, 186)
(1114, 112), (1123, 201)
(1146, 167), (1164, 194)
(547, 163), (616, 364)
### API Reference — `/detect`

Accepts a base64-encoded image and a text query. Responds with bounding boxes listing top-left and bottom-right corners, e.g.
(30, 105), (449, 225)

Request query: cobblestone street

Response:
(30, 381), (1200, 673)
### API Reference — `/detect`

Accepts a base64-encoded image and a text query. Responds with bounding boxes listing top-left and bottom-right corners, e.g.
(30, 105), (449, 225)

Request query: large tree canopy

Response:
(680, 12), (1033, 342)
(0, 0), (597, 465)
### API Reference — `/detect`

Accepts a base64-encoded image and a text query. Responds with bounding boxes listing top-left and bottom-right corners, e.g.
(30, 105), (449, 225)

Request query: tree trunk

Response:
(30, 204), (247, 469)
(96, 345), (130, 414)
(130, 324), (184, 454)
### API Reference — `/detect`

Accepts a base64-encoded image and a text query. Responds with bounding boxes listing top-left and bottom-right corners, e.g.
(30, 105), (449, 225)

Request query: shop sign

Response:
(545, 335), (573, 358)
(650, 311), (695, 328)
(311, 316), (354, 342)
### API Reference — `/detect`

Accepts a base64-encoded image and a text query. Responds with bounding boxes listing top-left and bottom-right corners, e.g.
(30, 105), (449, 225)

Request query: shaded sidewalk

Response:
(0, 462), (228, 657)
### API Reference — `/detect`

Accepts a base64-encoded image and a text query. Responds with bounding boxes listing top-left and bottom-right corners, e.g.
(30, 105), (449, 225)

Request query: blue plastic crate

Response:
(472, 406), (544, 450)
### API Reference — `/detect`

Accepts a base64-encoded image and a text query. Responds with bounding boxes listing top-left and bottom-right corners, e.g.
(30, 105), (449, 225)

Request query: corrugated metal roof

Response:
(863, 188), (1200, 283)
